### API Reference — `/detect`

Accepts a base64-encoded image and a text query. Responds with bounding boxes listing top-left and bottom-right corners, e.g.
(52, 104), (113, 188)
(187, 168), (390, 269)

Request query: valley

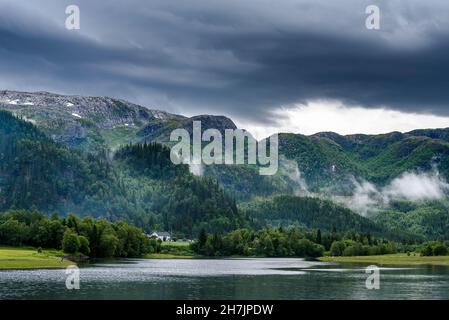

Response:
(1, 90), (449, 245)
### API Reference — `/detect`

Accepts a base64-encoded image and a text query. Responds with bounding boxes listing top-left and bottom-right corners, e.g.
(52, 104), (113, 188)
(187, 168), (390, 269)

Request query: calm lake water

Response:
(1, 258), (449, 299)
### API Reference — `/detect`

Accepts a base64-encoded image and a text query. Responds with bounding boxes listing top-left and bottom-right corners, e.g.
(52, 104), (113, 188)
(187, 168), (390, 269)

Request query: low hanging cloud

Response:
(278, 156), (308, 195)
(346, 178), (383, 216)
(383, 171), (449, 201)
(345, 171), (449, 215)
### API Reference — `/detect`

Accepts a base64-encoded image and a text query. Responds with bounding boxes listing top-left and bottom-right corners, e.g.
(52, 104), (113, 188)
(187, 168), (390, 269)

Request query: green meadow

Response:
(0, 246), (74, 270)
(319, 253), (449, 266)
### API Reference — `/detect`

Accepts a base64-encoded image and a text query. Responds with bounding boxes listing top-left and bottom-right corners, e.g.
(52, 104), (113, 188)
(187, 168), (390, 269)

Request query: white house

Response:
(148, 231), (171, 241)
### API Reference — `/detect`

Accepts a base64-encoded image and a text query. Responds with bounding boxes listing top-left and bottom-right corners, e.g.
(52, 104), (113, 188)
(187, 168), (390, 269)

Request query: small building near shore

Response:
(148, 231), (171, 241)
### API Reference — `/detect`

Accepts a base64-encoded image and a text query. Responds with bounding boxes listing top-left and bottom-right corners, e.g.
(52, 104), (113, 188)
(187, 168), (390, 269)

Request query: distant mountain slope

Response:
(0, 90), (272, 200)
(0, 90), (242, 154)
(373, 200), (449, 240)
(0, 90), (184, 152)
(242, 195), (380, 232)
(137, 114), (238, 143)
(278, 133), (366, 194)
(407, 128), (449, 143)
(279, 131), (449, 192)
(2, 90), (449, 202)
(240, 195), (415, 241)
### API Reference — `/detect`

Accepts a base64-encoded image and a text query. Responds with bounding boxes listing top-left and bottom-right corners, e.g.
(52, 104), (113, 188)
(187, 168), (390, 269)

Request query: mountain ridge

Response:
(2, 89), (449, 195)
(3, 90), (449, 142)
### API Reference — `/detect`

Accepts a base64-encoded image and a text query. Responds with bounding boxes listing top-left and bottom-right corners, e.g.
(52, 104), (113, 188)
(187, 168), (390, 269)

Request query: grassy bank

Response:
(0, 246), (74, 270)
(144, 242), (198, 259)
(319, 253), (449, 266)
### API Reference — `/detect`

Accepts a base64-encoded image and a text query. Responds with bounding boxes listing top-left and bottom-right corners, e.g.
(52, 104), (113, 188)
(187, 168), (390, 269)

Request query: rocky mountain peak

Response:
(0, 90), (240, 152)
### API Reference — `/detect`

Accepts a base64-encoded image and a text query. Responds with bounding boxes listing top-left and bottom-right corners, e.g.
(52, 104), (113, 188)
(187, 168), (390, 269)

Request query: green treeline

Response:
(420, 241), (449, 256)
(191, 228), (397, 258)
(0, 210), (157, 257)
(1, 209), (439, 259)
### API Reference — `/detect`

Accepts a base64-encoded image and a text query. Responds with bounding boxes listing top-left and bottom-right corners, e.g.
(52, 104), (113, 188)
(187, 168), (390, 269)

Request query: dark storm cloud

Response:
(1, 0), (449, 123)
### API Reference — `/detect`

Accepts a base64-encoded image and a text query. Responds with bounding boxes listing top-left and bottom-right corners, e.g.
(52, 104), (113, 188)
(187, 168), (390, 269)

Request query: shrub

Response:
(62, 231), (80, 254)
(78, 235), (90, 256)
(295, 239), (324, 257)
(0, 220), (29, 246)
(420, 241), (448, 256)
(330, 241), (346, 256)
(432, 243), (448, 256)
(420, 243), (433, 256)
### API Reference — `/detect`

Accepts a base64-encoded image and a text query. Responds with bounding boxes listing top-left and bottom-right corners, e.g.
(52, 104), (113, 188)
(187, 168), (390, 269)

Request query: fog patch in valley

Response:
(343, 171), (449, 216)
(278, 156), (309, 195)
(383, 171), (449, 201)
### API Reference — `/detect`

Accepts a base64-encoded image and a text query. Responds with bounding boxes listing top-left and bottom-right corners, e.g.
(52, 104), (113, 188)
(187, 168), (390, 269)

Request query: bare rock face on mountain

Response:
(0, 90), (236, 152)
(0, 90), (166, 151)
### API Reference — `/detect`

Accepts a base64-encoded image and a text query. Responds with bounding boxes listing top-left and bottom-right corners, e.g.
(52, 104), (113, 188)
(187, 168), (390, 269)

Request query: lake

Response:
(1, 258), (449, 299)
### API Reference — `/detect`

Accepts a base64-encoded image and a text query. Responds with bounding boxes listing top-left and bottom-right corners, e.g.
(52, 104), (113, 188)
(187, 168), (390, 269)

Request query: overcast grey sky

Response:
(1, 0), (449, 136)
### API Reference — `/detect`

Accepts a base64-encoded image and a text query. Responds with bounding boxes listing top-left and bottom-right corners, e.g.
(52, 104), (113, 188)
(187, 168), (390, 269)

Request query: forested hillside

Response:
(279, 131), (449, 192)
(373, 200), (449, 240)
(240, 195), (418, 241)
(0, 111), (242, 237)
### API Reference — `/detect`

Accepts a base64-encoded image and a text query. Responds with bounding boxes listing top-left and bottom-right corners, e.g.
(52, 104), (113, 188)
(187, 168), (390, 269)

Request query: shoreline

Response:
(3, 246), (449, 270)
(319, 253), (449, 266)
(143, 253), (198, 259)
